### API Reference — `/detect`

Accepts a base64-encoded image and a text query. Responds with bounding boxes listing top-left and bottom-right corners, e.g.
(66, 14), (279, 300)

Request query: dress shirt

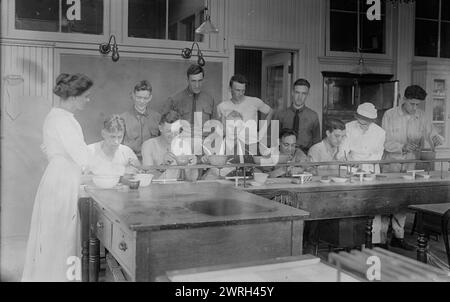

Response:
(120, 106), (161, 158)
(274, 105), (321, 152)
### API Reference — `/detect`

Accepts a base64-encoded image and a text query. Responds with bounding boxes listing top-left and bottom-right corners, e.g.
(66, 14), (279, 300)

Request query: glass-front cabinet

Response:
(412, 61), (450, 150)
(322, 72), (396, 134)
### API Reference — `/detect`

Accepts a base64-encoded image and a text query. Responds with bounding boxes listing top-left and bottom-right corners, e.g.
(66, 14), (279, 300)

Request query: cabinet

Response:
(412, 61), (450, 150)
(322, 72), (396, 132)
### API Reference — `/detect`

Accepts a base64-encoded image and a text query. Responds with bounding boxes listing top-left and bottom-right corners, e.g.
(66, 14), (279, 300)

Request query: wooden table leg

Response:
(78, 198), (91, 282)
(365, 217), (373, 249)
(416, 212), (428, 263)
(441, 210), (450, 266)
(88, 198), (100, 282)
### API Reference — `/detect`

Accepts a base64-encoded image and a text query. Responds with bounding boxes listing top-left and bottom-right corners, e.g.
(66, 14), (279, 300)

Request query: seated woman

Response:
(141, 110), (198, 181)
(258, 128), (310, 178)
(87, 115), (140, 176)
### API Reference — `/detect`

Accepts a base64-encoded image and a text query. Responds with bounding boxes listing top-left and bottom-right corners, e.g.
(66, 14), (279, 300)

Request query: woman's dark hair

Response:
(103, 115), (125, 133)
(229, 74), (248, 88)
(324, 118), (345, 133)
(53, 73), (93, 100)
(133, 80), (152, 93)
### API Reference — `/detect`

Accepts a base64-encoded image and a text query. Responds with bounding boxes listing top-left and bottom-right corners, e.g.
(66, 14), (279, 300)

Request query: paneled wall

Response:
(1, 41), (54, 238)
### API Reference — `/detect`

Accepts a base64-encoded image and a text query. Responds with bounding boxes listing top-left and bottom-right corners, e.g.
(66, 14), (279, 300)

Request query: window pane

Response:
(442, 0), (450, 22)
(330, 0), (357, 12)
(330, 12), (357, 52)
(61, 0), (103, 34)
(168, 0), (204, 42)
(415, 0), (439, 19)
(415, 20), (439, 57)
(441, 22), (450, 58)
(128, 0), (166, 39)
(15, 0), (59, 32)
(360, 14), (385, 53)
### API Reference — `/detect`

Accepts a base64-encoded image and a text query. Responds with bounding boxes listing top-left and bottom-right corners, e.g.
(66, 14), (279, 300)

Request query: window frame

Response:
(325, 0), (393, 60)
(414, 0), (450, 59)
(6, 0), (110, 43)
(121, 0), (224, 52)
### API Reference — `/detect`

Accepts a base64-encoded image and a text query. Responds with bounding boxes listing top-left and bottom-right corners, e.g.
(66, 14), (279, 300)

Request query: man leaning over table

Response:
(308, 118), (346, 176)
(381, 85), (443, 251)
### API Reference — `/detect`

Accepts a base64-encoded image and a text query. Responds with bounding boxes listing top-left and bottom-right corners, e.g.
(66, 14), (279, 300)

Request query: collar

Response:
(133, 105), (150, 117)
(291, 105), (306, 113)
(185, 86), (201, 98)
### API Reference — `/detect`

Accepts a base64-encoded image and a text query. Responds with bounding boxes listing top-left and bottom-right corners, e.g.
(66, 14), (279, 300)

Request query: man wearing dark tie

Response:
(274, 78), (321, 154)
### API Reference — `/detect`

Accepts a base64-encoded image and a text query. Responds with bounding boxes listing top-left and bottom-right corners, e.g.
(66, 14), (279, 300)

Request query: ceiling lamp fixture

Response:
(195, 0), (219, 35)
(99, 35), (120, 62)
(181, 42), (206, 67)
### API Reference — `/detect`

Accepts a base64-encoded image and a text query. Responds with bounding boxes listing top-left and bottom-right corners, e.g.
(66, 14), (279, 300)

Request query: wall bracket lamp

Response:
(99, 35), (120, 62)
(181, 42), (206, 67)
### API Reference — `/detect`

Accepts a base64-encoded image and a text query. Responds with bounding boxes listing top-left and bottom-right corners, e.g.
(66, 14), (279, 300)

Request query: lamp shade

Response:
(195, 15), (219, 34)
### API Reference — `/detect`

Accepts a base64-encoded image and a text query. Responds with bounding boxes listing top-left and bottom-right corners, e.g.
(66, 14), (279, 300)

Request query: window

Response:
(15, 0), (104, 35)
(128, 0), (205, 42)
(329, 0), (386, 54)
(415, 0), (450, 58)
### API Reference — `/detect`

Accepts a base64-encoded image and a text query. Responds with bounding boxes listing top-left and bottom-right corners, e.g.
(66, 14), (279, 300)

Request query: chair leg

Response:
(441, 210), (450, 267)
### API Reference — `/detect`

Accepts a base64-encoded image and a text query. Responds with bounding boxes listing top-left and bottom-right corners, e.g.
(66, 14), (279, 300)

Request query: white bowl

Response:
(253, 172), (269, 184)
(134, 173), (154, 187)
(331, 177), (348, 183)
(93, 175), (120, 189)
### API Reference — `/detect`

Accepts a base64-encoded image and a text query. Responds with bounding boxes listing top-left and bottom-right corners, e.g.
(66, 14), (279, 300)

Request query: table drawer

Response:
(111, 225), (135, 275)
(95, 208), (112, 250)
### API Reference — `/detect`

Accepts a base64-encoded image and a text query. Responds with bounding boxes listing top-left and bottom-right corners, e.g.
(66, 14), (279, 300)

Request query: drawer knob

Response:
(96, 222), (104, 229)
(119, 241), (128, 251)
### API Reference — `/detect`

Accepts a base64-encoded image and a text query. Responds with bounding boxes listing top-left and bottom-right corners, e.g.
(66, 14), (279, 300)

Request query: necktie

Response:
(191, 93), (198, 126)
(293, 109), (300, 136)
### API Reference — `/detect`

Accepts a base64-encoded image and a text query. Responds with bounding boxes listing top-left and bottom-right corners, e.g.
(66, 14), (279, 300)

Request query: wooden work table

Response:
(80, 182), (309, 282)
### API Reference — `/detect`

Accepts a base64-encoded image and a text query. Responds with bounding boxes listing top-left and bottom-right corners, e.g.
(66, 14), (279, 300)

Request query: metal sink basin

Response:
(187, 199), (274, 217)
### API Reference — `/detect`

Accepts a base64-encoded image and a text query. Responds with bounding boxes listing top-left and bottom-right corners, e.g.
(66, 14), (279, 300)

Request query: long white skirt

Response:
(22, 156), (82, 282)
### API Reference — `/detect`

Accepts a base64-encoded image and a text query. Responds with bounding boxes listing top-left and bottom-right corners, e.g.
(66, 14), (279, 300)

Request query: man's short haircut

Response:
(187, 64), (204, 78)
(280, 128), (297, 140)
(159, 110), (180, 125)
(133, 80), (152, 93)
(103, 115), (126, 133)
(324, 118), (345, 133)
(229, 74), (248, 88)
(293, 78), (311, 89)
(404, 85), (427, 101)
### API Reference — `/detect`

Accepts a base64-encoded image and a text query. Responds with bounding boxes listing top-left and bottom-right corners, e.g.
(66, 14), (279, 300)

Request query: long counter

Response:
(79, 170), (450, 281)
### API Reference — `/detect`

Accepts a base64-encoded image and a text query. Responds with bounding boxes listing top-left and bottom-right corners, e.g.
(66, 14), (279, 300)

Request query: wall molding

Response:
(318, 56), (394, 68)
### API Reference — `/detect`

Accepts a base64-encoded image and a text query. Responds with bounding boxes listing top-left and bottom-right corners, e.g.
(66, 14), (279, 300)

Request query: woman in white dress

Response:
(87, 115), (140, 176)
(22, 73), (93, 282)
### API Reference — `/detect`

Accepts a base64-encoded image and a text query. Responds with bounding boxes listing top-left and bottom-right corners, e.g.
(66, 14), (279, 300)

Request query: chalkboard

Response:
(60, 54), (223, 144)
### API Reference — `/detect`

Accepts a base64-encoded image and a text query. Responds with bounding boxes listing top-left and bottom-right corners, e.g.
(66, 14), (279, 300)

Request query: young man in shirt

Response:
(308, 118), (346, 175)
(274, 78), (321, 154)
(120, 80), (161, 160)
(217, 74), (274, 155)
(381, 85), (443, 250)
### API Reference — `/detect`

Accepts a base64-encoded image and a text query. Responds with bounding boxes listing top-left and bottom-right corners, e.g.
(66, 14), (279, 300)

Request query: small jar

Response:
(129, 180), (140, 190)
